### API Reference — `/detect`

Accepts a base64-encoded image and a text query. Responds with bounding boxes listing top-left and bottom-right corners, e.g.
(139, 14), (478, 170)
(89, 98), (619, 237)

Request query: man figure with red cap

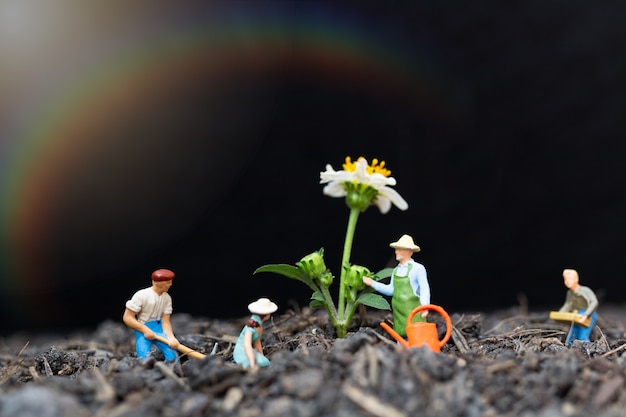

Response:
(123, 269), (180, 361)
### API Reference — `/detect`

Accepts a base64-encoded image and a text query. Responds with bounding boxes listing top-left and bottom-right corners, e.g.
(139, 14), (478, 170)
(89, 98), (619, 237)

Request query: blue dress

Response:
(233, 315), (271, 368)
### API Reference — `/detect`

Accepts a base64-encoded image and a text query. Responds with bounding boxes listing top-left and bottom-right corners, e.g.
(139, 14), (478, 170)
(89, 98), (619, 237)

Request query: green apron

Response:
(391, 263), (424, 338)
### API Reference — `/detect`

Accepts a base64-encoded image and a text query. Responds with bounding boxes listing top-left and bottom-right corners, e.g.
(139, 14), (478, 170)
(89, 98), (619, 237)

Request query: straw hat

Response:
(152, 269), (175, 281)
(389, 234), (421, 252)
(248, 298), (278, 315)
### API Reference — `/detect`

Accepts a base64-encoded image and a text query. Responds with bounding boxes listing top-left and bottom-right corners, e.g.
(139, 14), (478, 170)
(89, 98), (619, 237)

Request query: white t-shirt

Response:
(125, 287), (173, 323)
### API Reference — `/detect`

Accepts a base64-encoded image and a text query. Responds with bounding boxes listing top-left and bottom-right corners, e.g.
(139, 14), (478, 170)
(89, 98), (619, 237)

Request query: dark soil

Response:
(1, 305), (626, 417)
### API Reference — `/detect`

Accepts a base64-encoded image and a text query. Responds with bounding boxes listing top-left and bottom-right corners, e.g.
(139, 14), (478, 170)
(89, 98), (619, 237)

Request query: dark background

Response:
(2, 1), (625, 334)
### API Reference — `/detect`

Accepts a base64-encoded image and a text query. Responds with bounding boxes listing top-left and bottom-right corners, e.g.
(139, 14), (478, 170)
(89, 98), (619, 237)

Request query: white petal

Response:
(368, 173), (397, 188)
(323, 182), (347, 197)
(320, 167), (356, 184)
(379, 186), (408, 211)
(373, 196), (392, 214)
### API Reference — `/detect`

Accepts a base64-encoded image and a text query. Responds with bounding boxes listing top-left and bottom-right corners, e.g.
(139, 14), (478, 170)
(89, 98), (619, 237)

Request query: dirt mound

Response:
(1, 306), (626, 417)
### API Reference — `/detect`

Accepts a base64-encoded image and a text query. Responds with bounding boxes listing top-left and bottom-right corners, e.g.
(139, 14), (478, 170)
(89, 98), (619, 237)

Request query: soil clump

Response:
(1, 305), (626, 417)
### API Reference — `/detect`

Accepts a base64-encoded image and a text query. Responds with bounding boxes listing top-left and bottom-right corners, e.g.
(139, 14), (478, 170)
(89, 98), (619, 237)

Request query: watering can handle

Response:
(407, 304), (452, 348)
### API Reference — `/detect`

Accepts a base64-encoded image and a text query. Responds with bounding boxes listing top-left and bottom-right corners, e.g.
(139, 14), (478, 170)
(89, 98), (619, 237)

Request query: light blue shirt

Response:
(371, 259), (430, 304)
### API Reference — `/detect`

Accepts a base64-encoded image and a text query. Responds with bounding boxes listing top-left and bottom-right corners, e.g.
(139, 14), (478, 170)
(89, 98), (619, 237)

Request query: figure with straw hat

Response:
(363, 234), (431, 338)
(233, 298), (278, 371)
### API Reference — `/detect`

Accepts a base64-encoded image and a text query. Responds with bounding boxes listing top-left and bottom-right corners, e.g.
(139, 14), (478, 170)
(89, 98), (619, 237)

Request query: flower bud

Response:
(319, 271), (334, 288)
(297, 249), (327, 278)
(344, 264), (371, 290)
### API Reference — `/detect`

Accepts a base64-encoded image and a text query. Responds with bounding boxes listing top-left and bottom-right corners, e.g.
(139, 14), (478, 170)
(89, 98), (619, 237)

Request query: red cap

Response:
(151, 269), (175, 281)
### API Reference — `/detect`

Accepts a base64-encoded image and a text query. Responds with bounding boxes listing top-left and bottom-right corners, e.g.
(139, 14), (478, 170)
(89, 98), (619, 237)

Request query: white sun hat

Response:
(389, 234), (421, 252)
(247, 298), (278, 315)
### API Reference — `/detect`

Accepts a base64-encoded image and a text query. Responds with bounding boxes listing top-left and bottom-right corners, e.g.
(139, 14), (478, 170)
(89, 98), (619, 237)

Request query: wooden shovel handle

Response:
(153, 335), (207, 360)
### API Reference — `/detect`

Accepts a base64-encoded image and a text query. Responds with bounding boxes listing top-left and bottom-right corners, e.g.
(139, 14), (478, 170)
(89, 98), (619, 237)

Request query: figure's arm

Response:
(363, 276), (394, 296)
(161, 314), (180, 349)
(123, 308), (156, 340)
(581, 288), (599, 318)
(558, 292), (573, 312)
(253, 337), (263, 354)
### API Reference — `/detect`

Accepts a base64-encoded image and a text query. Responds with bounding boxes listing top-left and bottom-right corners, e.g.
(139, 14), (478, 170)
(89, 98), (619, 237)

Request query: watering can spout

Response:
(380, 322), (410, 347)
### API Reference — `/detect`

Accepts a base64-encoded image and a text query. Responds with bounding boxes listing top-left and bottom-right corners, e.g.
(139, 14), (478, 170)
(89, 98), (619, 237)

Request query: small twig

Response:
(0, 341), (32, 385)
(369, 329), (397, 346)
(594, 326), (610, 351)
(600, 342), (626, 358)
(28, 366), (40, 381)
(42, 357), (53, 377)
(484, 315), (528, 335)
(486, 360), (518, 374)
(342, 382), (407, 417)
(481, 328), (563, 342)
(154, 361), (190, 391)
(365, 344), (379, 387)
(16, 341), (30, 357)
(451, 326), (471, 354)
(517, 293), (528, 316)
(92, 368), (115, 402)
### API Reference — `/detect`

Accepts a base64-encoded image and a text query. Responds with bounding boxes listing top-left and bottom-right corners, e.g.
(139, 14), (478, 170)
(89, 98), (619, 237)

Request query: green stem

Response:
(338, 207), (360, 321)
(321, 285), (338, 320)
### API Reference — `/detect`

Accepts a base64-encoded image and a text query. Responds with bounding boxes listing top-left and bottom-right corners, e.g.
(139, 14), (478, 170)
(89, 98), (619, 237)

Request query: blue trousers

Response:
(566, 310), (597, 345)
(134, 320), (178, 361)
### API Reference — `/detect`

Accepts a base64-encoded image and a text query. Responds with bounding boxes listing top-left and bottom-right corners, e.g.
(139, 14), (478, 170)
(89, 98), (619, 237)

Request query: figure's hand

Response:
(362, 277), (374, 287)
(421, 311), (429, 318)
(248, 364), (259, 374)
(168, 337), (180, 349)
(144, 330), (156, 340)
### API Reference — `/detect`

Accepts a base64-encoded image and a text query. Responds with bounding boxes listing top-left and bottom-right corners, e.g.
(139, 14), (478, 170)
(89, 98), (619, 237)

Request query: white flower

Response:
(320, 157), (408, 213)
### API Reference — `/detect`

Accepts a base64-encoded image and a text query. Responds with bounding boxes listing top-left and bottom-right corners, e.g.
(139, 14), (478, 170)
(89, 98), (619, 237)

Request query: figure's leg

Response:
(144, 321), (178, 361)
(576, 311), (597, 342)
(255, 352), (271, 368)
(134, 331), (153, 359)
(154, 339), (178, 361)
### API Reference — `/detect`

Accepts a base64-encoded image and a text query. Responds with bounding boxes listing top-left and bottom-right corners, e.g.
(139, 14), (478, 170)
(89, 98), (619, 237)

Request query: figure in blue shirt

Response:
(363, 234), (430, 338)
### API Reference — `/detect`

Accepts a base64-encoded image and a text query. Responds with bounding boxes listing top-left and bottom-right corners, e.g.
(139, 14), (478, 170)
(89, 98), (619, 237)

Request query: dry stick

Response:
(600, 342), (626, 358)
(342, 383), (407, 417)
(92, 368), (115, 402)
(594, 325), (610, 351)
(0, 341), (32, 385)
(484, 315), (528, 335)
(154, 361), (190, 391)
(153, 335), (206, 360)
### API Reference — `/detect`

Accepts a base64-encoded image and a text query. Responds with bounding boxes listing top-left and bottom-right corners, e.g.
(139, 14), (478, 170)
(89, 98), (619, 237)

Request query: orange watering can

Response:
(380, 304), (452, 352)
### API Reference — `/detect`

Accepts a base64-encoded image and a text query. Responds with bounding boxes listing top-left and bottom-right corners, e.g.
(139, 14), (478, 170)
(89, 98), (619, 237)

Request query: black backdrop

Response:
(2, 1), (626, 333)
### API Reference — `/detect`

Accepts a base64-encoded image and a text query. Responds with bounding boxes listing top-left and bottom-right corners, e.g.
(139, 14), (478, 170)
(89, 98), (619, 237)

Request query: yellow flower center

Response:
(342, 156), (391, 177)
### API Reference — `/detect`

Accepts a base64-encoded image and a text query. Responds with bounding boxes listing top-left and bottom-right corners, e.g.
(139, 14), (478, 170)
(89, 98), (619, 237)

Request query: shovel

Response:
(154, 335), (207, 360)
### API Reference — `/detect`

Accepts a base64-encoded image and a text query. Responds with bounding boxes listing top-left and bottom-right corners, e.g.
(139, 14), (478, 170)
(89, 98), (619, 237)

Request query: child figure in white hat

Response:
(233, 298), (278, 370)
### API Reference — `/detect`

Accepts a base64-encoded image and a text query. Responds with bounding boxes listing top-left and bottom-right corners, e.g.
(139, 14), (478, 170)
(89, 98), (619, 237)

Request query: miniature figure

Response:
(557, 268), (598, 345)
(123, 269), (180, 361)
(363, 234), (430, 338)
(233, 298), (278, 371)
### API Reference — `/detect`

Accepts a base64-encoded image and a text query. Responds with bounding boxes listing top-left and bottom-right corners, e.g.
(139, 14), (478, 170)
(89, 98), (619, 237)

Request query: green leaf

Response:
(254, 264), (318, 291)
(309, 299), (325, 308)
(310, 291), (325, 302)
(373, 267), (393, 281)
(356, 293), (391, 310)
